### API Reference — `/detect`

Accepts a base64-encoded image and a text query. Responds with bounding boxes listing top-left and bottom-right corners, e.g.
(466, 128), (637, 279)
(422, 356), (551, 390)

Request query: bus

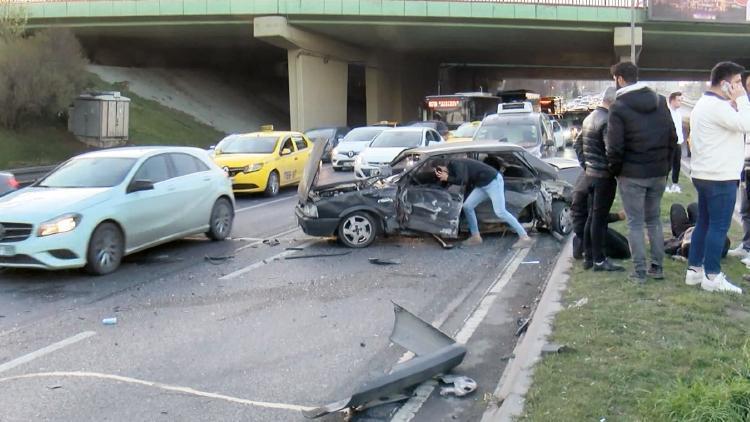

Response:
(421, 92), (501, 130)
(496, 90), (541, 112)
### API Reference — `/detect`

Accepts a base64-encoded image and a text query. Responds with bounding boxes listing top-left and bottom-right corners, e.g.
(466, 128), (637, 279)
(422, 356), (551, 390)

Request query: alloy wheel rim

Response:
(214, 204), (232, 236)
(343, 216), (372, 244)
(95, 228), (120, 270)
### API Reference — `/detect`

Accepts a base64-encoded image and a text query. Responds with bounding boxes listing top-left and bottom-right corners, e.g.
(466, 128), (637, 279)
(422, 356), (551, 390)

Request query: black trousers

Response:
(669, 145), (682, 184)
(584, 177), (618, 262)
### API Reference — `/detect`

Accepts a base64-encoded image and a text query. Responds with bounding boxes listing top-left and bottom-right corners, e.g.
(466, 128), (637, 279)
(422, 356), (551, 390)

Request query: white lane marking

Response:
(234, 227), (302, 253)
(235, 195), (296, 214)
(0, 331), (96, 374)
(0, 371), (314, 412)
(221, 239), (317, 280)
(391, 243), (533, 422)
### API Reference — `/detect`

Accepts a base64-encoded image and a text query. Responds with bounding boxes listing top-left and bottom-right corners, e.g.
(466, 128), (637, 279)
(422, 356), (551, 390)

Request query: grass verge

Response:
(521, 174), (750, 422)
(0, 73), (225, 169)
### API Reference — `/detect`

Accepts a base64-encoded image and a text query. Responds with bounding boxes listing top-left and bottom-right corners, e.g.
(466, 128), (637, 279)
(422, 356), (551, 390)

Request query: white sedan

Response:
(354, 127), (444, 179)
(0, 147), (235, 275)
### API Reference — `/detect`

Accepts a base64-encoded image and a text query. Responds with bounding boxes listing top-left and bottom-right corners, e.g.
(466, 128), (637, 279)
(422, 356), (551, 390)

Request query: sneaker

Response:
(701, 272), (743, 294)
(593, 259), (625, 272)
(646, 264), (664, 279)
(671, 183), (682, 193)
(729, 245), (750, 259)
(512, 236), (533, 249)
(629, 271), (646, 284)
(685, 267), (703, 286)
(462, 235), (483, 247)
(664, 185), (673, 193)
(742, 255), (750, 267)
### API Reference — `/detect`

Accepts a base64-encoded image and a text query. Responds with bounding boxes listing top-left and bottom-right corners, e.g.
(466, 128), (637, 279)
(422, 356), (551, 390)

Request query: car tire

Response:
(85, 222), (124, 276)
(550, 200), (573, 236)
(207, 197), (234, 241)
(264, 171), (280, 197)
(337, 211), (378, 248)
(332, 167), (341, 172)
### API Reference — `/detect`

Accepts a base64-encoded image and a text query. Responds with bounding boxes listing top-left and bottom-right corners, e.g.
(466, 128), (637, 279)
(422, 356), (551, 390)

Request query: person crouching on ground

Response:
(685, 61), (750, 294)
(432, 158), (533, 249)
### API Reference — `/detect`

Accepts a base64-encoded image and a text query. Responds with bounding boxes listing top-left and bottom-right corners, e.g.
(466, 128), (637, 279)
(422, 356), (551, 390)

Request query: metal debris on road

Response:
(438, 375), (477, 397)
(431, 234), (455, 250)
(285, 247), (305, 251)
(285, 252), (351, 260)
(521, 260), (540, 264)
(102, 317), (117, 325)
(204, 255), (235, 265)
(302, 302), (467, 419)
(515, 318), (530, 336)
(368, 258), (401, 266)
(263, 239), (280, 247)
(46, 385), (63, 390)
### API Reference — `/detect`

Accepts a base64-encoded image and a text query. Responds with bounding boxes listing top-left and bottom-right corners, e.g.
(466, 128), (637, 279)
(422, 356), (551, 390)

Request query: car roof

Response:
(74, 146), (208, 159)
(381, 127), (428, 133)
(482, 113), (540, 123)
(224, 131), (302, 139)
(407, 141), (526, 156)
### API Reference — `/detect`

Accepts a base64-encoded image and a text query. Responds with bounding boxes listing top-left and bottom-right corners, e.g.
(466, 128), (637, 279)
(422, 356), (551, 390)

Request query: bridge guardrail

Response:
(5, 165), (58, 187)
(12, 0), (648, 8)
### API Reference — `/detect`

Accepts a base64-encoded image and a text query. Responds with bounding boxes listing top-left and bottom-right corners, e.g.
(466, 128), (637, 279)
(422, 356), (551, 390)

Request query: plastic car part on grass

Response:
(302, 302), (467, 419)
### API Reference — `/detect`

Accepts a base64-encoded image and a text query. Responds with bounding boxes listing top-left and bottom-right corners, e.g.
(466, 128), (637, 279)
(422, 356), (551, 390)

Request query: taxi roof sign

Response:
(260, 124), (274, 132)
(497, 102), (533, 114)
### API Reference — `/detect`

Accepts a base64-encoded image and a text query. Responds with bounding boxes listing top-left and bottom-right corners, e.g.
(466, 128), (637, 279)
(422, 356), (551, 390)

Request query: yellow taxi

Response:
(212, 126), (312, 196)
(447, 121), (481, 142)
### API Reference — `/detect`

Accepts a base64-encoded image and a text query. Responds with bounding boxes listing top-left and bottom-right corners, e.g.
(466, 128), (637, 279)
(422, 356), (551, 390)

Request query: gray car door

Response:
(397, 161), (463, 238)
(168, 153), (215, 232)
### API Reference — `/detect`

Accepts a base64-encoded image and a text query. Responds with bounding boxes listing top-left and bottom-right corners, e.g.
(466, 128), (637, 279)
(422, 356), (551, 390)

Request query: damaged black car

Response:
(296, 140), (574, 248)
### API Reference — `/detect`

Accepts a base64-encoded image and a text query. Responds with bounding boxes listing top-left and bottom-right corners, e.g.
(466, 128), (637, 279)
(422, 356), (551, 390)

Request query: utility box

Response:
(68, 91), (130, 148)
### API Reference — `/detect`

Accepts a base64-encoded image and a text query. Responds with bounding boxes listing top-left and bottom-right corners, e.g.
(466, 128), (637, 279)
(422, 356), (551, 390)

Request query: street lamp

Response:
(630, 0), (636, 63)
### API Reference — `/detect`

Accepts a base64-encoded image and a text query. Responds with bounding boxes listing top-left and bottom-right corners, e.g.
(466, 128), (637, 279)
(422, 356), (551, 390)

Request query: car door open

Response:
(397, 161), (463, 238)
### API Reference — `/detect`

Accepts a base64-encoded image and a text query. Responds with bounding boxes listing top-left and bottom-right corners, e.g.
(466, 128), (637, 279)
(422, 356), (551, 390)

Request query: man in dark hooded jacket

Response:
(606, 62), (678, 282)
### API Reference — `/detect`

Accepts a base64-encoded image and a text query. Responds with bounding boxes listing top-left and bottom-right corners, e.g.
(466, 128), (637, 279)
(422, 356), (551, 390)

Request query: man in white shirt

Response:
(685, 62), (750, 294)
(666, 92), (685, 193)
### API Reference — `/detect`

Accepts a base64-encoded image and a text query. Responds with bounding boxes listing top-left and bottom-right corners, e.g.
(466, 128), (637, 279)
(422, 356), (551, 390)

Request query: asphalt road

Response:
(0, 154), (574, 422)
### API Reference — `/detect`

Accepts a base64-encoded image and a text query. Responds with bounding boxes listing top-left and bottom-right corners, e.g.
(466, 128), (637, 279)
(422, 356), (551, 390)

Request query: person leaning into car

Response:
(432, 158), (533, 249)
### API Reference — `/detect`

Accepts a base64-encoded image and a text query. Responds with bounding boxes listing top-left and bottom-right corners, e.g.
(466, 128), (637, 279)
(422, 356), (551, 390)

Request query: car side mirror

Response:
(128, 179), (154, 194)
(281, 148), (292, 156)
(209, 145), (216, 150)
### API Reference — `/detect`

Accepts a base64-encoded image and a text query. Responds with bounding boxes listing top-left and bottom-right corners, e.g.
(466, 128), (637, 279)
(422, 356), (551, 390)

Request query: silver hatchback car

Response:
(0, 147), (235, 275)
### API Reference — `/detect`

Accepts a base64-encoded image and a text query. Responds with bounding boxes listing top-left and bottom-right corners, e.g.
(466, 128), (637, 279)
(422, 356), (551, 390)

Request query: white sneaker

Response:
(685, 267), (703, 286)
(741, 255), (750, 267)
(671, 184), (682, 193)
(665, 185), (674, 193)
(729, 245), (750, 259)
(701, 273), (743, 294)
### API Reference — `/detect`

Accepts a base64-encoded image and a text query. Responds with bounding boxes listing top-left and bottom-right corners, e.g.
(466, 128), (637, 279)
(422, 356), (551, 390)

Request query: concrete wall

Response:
(288, 50), (348, 130)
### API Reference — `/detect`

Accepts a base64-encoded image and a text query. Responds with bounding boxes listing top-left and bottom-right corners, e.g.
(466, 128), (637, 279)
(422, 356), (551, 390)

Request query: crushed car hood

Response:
(299, 136), (328, 201)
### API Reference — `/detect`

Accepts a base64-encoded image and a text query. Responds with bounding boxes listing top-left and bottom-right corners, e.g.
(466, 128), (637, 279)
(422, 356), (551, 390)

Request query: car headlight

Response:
(244, 163), (263, 173)
(331, 147), (340, 157)
(302, 203), (318, 218)
(38, 214), (81, 237)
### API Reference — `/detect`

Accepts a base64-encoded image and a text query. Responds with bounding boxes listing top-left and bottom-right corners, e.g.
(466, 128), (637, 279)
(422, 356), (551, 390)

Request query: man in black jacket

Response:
(606, 62), (678, 282)
(579, 87), (624, 272)
(433, 158), (533, 248)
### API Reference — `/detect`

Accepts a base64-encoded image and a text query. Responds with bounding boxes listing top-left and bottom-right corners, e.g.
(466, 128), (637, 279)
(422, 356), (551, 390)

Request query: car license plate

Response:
(342, 163), (352, 168)
(0, 245), (15, 257)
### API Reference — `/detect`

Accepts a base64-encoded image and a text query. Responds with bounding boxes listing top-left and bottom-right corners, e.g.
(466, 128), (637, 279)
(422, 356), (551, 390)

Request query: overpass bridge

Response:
(13, 0), (750, 130)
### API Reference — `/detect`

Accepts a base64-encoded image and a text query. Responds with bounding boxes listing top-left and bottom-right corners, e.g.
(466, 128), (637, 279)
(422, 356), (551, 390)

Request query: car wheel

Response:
(85, 222), (124, 275)
(264, 171), (280, 197)
(332, 167), (341, 172)
(337, 211), (378, 248)
(207, 197), (234, 241)
(551, 200), (573, 236)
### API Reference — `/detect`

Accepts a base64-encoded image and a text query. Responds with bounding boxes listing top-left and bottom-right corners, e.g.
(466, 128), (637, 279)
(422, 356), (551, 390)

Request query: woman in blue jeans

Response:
(432, 158), (533, 248)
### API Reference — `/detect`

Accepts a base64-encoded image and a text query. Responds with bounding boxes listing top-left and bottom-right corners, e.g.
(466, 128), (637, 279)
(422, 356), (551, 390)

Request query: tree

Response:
(0, 28), (88, 129)
(0, 0), (27, 41)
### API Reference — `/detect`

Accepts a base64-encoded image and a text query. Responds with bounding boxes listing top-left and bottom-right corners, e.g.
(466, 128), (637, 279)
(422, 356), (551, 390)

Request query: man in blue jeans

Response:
(432, 158), (533, 249)
(685, 61), (750, 294)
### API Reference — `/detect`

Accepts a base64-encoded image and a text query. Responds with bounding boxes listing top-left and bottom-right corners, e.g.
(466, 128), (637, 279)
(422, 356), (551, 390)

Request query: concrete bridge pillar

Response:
(614, 26), (643, 65)
(254, 16), (365, 130)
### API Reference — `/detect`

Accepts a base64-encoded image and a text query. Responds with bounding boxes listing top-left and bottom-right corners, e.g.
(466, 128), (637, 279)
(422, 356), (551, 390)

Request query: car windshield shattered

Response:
(39, 157), (136, 188)
(370, 131), (422, 148)
(218, 136), (278, 154)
